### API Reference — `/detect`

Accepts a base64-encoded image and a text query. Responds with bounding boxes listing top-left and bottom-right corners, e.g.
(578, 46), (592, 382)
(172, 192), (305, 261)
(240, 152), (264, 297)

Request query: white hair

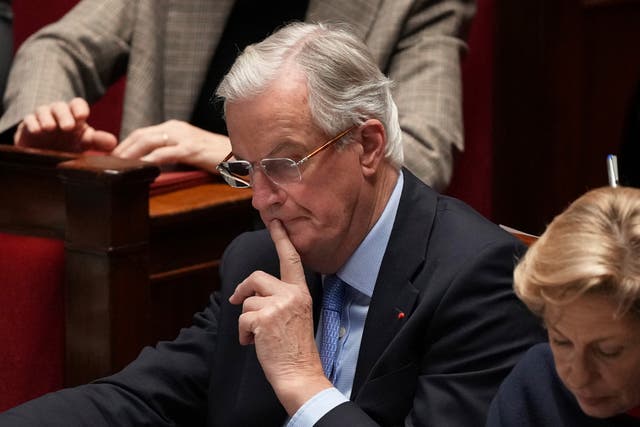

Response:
(216, 22), (403, 168)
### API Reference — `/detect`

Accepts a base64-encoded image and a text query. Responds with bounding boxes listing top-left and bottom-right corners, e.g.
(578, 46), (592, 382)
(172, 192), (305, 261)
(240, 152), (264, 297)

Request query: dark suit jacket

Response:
(0, 171), (544, 426)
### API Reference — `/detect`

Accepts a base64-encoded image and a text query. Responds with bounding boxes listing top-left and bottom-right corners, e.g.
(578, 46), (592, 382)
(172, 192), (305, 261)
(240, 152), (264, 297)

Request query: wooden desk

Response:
(0, 145), (253, 385)
(148, 183), (253, 344)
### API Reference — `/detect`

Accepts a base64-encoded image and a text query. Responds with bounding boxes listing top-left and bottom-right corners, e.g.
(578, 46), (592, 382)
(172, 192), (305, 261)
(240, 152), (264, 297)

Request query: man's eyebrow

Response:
(232, 139), (305, 161)
(269, 140), (304, 156)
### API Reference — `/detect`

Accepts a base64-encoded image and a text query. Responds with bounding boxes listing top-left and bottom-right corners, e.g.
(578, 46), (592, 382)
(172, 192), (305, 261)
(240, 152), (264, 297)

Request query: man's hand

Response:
(14, 97), (117, 153)
(112, 120), (231, 172)
(229, 219), (332, 415)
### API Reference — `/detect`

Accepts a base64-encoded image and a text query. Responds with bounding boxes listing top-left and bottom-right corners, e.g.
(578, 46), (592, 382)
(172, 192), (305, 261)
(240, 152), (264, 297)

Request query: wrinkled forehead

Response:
(225, 76), (323, 161)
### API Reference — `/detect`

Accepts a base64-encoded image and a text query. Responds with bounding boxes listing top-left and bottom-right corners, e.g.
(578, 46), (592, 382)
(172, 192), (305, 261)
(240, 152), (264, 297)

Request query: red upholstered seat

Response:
(0, 0), (125, 410)
(0, 233), (65, 411)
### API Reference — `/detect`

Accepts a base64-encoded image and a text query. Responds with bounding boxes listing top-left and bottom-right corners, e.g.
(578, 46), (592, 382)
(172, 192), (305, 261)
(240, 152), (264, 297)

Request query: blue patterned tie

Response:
(319, 274), (346, 382)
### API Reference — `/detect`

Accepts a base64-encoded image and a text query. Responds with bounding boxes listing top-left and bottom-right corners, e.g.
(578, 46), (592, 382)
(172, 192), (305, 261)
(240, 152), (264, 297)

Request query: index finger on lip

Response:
(268, 219), (306, 286)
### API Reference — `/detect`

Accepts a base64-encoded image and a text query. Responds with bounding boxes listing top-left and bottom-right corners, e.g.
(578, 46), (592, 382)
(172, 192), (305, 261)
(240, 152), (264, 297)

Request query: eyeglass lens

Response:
(261, 158), (301, 185)
(219, 158), (303, 187)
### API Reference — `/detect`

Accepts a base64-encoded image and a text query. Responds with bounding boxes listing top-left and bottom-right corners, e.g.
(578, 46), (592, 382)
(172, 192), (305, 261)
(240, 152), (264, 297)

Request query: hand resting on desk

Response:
(14, 97), (117, 152)
(14, 97), (231, 173)
(112, 119), (230, 172)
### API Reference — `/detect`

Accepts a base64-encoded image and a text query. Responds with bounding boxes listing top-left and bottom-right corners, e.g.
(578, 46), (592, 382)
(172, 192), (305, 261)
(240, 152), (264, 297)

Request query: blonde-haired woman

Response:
(487, 186), (640, 426)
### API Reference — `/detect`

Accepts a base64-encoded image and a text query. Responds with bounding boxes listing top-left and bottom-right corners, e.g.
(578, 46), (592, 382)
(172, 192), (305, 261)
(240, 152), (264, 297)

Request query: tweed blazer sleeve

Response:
(310, 0), (475, 190)
(0, 0), (135, 132)
(384, 0), (474, 190)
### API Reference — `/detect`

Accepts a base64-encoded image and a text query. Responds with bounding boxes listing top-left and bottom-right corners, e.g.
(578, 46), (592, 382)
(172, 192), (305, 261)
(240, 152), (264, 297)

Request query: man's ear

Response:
(358, 119), (386, 177)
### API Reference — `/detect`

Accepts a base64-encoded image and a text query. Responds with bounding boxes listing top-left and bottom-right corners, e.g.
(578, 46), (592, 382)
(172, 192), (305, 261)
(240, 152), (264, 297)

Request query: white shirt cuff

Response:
(286, 387), (348, 427)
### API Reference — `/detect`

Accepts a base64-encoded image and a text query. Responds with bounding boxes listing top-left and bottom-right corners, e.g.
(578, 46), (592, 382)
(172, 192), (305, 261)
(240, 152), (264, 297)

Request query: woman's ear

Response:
(358, 119), (386, 177)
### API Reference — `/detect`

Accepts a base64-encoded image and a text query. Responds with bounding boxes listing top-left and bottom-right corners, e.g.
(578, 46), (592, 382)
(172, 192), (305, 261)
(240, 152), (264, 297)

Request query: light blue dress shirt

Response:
(287, 171), (404, 426)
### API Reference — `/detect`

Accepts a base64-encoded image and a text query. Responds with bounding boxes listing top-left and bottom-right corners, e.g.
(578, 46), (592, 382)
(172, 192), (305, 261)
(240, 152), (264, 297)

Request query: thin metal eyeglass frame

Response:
(217, 125), (356, 188)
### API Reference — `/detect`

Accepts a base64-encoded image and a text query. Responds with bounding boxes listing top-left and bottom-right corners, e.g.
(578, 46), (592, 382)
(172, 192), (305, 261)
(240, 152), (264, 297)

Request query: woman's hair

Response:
(515, 186), (640, 318)
(215, 21), (403, 169)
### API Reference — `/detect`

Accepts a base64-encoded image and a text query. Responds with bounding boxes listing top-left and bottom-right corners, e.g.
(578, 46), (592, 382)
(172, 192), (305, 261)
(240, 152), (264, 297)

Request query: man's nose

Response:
(251, 168), (284, 211)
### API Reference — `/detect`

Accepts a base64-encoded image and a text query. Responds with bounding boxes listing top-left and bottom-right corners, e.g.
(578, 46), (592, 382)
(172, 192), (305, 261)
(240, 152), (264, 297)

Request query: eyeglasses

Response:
(216, 126), (356, 188)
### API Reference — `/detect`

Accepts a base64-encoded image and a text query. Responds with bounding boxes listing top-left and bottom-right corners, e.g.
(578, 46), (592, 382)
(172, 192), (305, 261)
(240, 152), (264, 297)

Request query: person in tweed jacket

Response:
(0, 0), (473, 190)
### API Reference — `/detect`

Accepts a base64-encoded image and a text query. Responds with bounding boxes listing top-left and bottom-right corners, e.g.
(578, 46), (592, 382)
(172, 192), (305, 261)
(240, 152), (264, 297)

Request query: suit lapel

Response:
(164, 0), (236, 121)
(306, 0), (383, 40)
(352, 171), (438, 397)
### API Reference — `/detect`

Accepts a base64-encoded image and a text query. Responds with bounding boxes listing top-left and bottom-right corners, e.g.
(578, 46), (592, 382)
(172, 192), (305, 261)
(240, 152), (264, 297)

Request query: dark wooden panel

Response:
(0, 146), (254, 386)
(0, 146), (76, 237)
(58, 155), (159, 385)
(148, 184), (253, 342)
(492, 0), (640, 234)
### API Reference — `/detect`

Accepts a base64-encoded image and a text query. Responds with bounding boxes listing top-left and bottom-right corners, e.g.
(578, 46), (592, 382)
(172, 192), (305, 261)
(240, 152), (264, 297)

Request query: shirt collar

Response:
(336, 171), (404, 297)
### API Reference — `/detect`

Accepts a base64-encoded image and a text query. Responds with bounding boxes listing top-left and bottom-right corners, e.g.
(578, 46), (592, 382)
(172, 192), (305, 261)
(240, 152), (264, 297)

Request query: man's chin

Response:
(287, 233), (311, 256)
(286, 233), (319, 265)
(280, 222), (335, 270)
(281, 219), (308, 241)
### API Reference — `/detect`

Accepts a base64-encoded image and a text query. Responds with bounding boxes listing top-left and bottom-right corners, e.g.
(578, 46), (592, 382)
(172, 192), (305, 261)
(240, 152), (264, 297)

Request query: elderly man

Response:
(0, 23), (542, 426)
